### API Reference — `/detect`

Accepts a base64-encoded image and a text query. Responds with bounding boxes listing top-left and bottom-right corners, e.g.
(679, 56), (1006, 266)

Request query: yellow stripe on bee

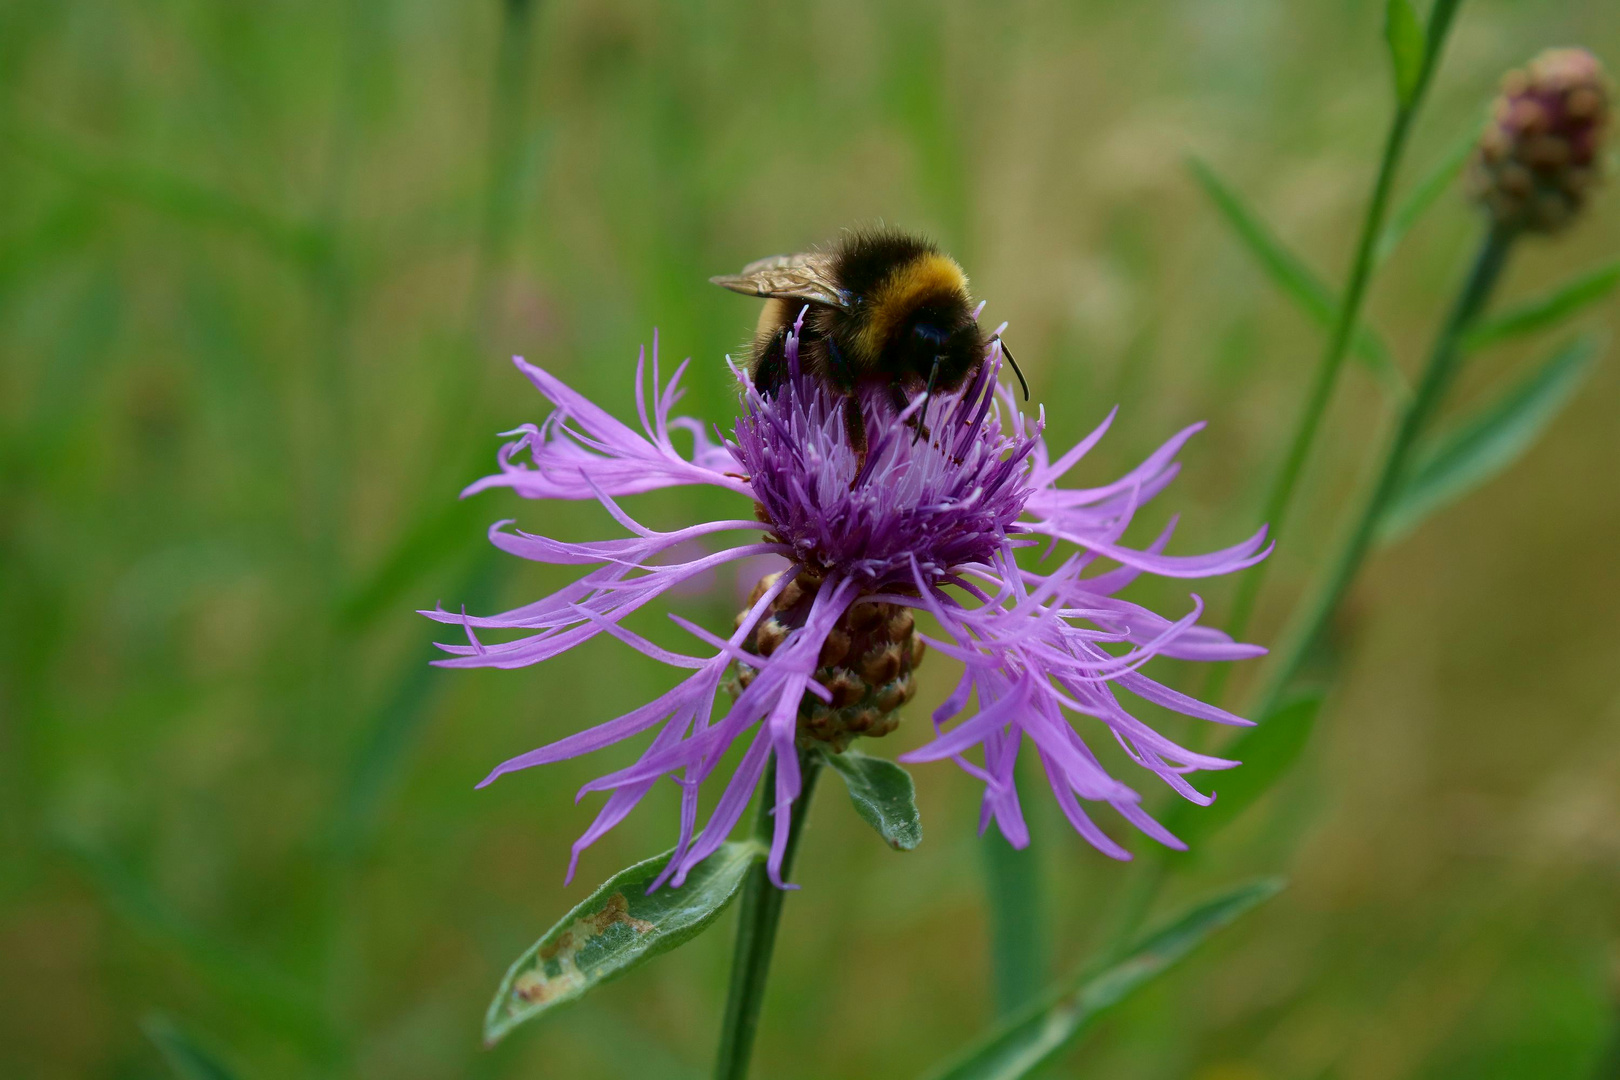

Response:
(856, 252), (970, 362)
(754, 298), (791, 346)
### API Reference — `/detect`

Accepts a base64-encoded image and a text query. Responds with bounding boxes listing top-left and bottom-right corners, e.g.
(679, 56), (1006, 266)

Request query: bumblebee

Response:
(711, 229), (1025, 456)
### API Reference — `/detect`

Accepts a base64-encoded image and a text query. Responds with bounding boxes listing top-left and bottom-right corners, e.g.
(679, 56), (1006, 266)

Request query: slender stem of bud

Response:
(1200, 117), (1411, 708)
(1203, 0), (1465, 708)
(1252, 224), (1517, 721)
(713, 750), (822, 1080)
(1108, 223), (1512, 956)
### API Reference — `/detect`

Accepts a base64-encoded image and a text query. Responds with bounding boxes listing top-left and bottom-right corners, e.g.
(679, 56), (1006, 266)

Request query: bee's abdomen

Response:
(749, 300), (842, 396)
(752, 298), (794, 352)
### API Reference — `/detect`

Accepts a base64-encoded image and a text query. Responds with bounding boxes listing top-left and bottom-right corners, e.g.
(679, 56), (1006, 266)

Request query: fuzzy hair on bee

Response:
(712, 228), (1026, 458)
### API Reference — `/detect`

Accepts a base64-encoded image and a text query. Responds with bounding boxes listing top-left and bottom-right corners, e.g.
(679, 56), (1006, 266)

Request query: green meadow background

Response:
(4, 1), (1618, 1077)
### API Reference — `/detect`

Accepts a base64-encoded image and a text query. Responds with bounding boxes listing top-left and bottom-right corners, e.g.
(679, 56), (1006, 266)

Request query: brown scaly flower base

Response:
(1470, 48), (1610, 233)
(727, 571), (926, 752)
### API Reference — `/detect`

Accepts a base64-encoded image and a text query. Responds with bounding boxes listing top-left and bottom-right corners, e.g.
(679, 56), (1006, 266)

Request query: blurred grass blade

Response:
(4, 122), (326, 266)
(923, 878), (1285, 1080)
(59, 839), (333, 1051)
(1375, 131), (1473, 265)
(980, 763), (1044, 1016)
(1163, 692), (1324, 851)
(1188, 158), (1404, 392)
(336, 547), (506, 852)
(485, 841), (763, 1046)
(983, 830), (1043, 1016)
(1384, 0), (1427, 106)
(1464, 260), (1620, 353)
(143, 1015), (241, 1080)
(818, 747), (922, 851)
(335, 494), (489, 628)
(1380, 335), (1601, 543)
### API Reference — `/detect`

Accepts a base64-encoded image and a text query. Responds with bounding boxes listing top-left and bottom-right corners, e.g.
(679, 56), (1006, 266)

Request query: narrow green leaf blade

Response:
(1190, 157), (1336, 325)
(1381, 335), (1600, 543)
(484, 841), (762, 1046)
(1375, 131), (1473, 265)
(1188, 158), (1403, 391)
(1384, 0), (1427, 105)
(1163, 692), (1324, 851)
(925, 879), (1285, 1080)
(143, 1015), (241, 1080)
(1465, 260), (1620, 353)
(819, 747), (923, 850)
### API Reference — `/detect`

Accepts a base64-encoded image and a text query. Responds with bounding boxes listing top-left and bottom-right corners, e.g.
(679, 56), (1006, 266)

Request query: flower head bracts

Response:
(430, 319), (1271, 887)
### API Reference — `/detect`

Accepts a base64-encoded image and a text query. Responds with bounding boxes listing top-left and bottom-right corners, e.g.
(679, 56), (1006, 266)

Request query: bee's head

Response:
(902, 306), (985, 394)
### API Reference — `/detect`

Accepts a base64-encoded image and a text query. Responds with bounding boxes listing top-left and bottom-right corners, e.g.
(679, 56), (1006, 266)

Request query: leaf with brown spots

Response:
(483, 841), (763, 1045)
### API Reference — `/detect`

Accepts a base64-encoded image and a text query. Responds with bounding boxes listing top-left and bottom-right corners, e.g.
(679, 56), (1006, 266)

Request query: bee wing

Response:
(709, 252), (851, 310)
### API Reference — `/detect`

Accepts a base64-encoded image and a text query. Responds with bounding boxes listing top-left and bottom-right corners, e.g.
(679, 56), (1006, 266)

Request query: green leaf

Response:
(1380, 335), (1601, 543)
(484, 841), (762, 1046)
(1163, 693), (1324, 851)
(1188, 158), (1404, 393)
(143, 1015), (241, 1080)
(1464, 260), (1620, 353)
(1375, 131), (1473, 265)
(924, 879), (1284, 1080)
(819, 747), (923, 851)
(1384, 0), (1427, 106)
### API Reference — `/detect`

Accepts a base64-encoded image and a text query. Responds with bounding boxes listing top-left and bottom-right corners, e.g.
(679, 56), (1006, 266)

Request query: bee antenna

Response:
(997, 337), (1030, 402)
(914, 357), (941, 446)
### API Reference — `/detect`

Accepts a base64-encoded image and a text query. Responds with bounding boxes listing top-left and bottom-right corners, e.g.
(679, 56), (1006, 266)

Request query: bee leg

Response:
(886, 381), (910, 416)
(823, 335), (857, 393)
(820, 335), (870, 479)
(843, 397), (869, 480)
(750, 327), (791, 396)
(886, 381), (930, 444)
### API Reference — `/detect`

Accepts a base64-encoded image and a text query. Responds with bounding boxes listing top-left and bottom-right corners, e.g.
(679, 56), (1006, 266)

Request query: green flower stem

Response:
(1203, 0), (1465, 708)
(1251, 224), (1517, 721)
(714, 750), (822, 1080)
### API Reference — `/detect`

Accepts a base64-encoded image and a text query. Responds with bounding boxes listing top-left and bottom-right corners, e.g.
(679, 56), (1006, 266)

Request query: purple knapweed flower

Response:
(426, 313), (1270, 889)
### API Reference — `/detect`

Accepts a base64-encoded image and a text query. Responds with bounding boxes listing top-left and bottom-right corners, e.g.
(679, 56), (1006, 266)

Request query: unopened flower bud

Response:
(1470, 48), (1610, 233)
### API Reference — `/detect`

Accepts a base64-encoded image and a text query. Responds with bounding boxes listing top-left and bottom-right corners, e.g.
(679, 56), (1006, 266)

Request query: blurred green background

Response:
(3, 0), (1618, 1076)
